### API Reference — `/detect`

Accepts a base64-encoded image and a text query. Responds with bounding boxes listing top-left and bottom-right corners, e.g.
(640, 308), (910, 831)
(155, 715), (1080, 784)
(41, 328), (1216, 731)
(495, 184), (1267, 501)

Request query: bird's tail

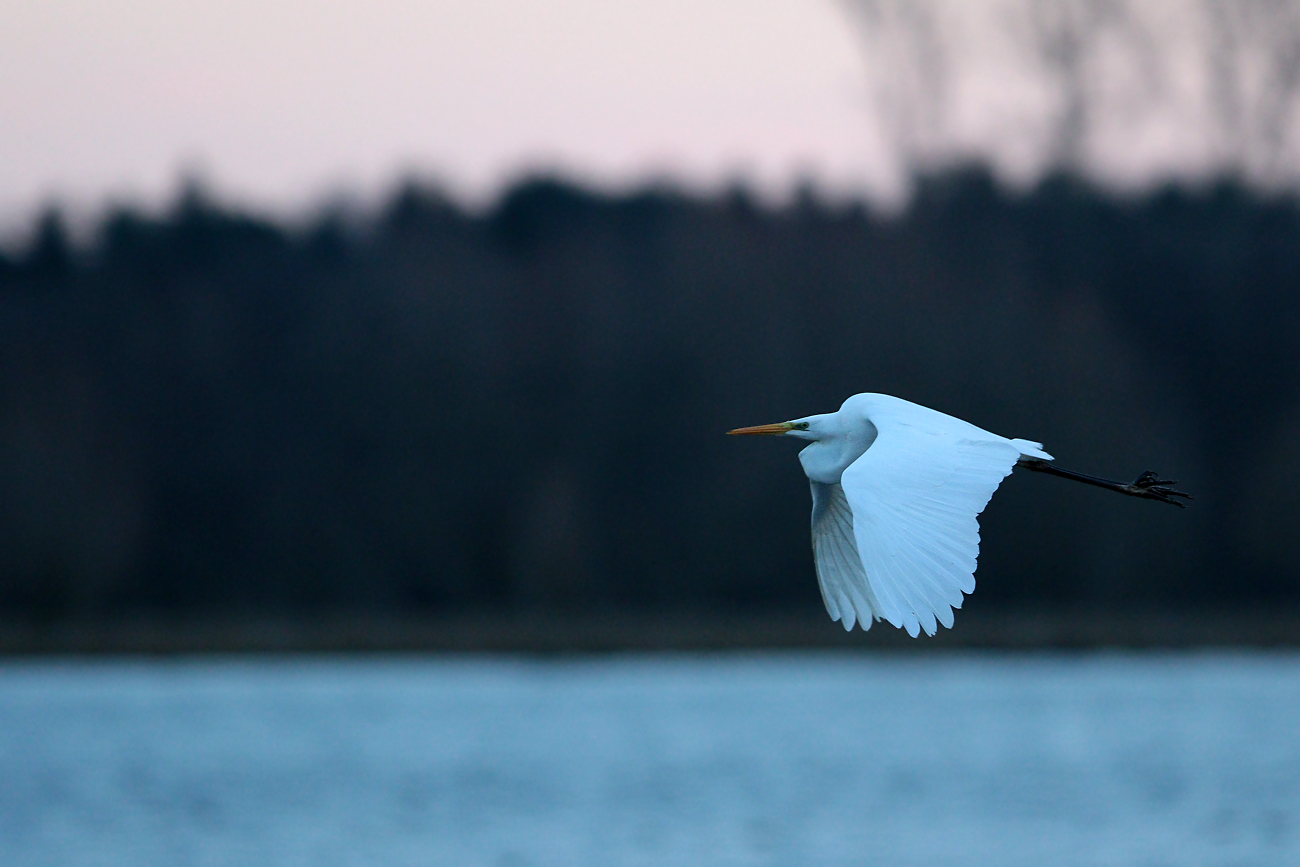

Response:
(1011, 438), (1054, 461)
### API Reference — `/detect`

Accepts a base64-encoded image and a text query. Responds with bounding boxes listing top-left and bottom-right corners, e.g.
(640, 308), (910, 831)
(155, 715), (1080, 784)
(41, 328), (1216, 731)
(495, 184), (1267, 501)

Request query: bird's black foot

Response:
(1122, 471), (1193, 507)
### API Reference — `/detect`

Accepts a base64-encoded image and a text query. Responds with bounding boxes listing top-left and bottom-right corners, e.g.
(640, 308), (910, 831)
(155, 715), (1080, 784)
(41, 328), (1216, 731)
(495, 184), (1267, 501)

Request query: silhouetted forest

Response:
(1, 169), (1297, 627)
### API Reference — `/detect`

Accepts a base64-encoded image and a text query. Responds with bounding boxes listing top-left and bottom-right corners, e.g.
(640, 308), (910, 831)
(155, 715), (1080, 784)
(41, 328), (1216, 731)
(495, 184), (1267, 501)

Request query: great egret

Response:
(729, 393), (1189, 636)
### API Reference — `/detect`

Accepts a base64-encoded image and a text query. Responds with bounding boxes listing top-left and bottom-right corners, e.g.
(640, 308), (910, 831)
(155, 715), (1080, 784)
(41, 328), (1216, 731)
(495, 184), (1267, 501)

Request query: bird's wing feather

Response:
(811, 481), (882, 631)
(839, 423), (1021, 637)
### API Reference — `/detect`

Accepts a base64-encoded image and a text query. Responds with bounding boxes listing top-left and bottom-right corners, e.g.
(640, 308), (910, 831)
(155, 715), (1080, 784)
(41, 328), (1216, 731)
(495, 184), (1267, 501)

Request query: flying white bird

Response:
(729, 393), (1189, 637)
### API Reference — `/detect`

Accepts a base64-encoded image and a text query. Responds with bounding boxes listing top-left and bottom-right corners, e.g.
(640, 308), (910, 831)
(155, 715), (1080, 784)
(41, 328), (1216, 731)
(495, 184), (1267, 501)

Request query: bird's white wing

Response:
(839, 424), (1021, 637)
(811, 481), (883, 631)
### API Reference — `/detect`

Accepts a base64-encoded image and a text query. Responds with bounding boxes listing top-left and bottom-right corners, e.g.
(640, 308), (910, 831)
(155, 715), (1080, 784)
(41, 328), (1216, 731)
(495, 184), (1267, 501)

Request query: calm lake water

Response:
(1, 652), (1297, 867)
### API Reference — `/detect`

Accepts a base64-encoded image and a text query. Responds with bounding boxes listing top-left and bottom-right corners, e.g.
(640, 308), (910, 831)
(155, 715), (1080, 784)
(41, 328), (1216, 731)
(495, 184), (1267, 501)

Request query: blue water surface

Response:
(0, 652), (1297, 867)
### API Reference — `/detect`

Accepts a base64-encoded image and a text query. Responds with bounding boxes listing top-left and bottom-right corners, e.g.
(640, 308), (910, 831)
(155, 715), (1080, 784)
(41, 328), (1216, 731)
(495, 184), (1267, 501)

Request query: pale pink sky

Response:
(0, 0), (890, 232)
(3, 0), (1294, 240)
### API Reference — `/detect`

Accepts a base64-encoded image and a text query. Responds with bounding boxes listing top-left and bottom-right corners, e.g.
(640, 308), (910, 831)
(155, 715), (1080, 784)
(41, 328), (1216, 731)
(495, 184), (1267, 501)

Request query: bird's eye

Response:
(795, 422), (810, 430)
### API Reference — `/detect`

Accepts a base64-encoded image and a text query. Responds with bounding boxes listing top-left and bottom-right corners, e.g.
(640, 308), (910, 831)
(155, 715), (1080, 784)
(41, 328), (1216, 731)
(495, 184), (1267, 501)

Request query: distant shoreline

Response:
(2, 608), (1297, 655)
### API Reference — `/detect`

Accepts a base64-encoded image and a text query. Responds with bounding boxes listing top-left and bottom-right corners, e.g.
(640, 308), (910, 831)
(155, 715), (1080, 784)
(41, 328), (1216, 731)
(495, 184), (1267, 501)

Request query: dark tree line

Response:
(0, 169), (1297, 622)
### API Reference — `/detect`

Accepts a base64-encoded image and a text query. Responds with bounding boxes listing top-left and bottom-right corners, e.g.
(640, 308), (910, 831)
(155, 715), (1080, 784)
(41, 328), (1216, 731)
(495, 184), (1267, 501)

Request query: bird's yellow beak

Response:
(727, 422), (795, 435)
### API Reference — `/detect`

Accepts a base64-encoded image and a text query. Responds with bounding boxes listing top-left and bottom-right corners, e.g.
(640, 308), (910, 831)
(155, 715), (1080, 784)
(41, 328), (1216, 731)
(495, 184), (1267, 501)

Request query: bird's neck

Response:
(798, 427), (875, 485)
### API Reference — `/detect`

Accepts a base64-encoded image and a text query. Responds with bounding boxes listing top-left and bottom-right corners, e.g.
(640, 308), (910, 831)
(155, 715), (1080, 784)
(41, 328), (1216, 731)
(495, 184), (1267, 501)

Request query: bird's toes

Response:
(1123, 470), (1193, 506)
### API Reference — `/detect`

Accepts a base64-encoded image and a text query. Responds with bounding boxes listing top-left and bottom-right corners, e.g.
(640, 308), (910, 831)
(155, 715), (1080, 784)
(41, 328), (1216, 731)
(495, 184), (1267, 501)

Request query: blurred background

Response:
(2, 2), (1300, 864)
(2, 0), (1299, 649)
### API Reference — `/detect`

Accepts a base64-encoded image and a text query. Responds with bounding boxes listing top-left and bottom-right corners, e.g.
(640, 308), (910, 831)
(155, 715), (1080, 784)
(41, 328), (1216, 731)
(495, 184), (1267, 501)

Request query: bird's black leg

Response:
(1017, 459), (1193, 507)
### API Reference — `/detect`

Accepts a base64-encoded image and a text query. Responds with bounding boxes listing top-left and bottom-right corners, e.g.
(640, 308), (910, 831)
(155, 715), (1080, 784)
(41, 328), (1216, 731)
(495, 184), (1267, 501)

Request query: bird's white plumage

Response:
(810, 480), (882, 631)
(800, 394), (1052, 636)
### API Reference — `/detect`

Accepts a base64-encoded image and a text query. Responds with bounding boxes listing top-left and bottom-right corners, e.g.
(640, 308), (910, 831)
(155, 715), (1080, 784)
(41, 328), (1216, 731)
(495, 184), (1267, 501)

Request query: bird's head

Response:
(727, 415), (824, 441)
